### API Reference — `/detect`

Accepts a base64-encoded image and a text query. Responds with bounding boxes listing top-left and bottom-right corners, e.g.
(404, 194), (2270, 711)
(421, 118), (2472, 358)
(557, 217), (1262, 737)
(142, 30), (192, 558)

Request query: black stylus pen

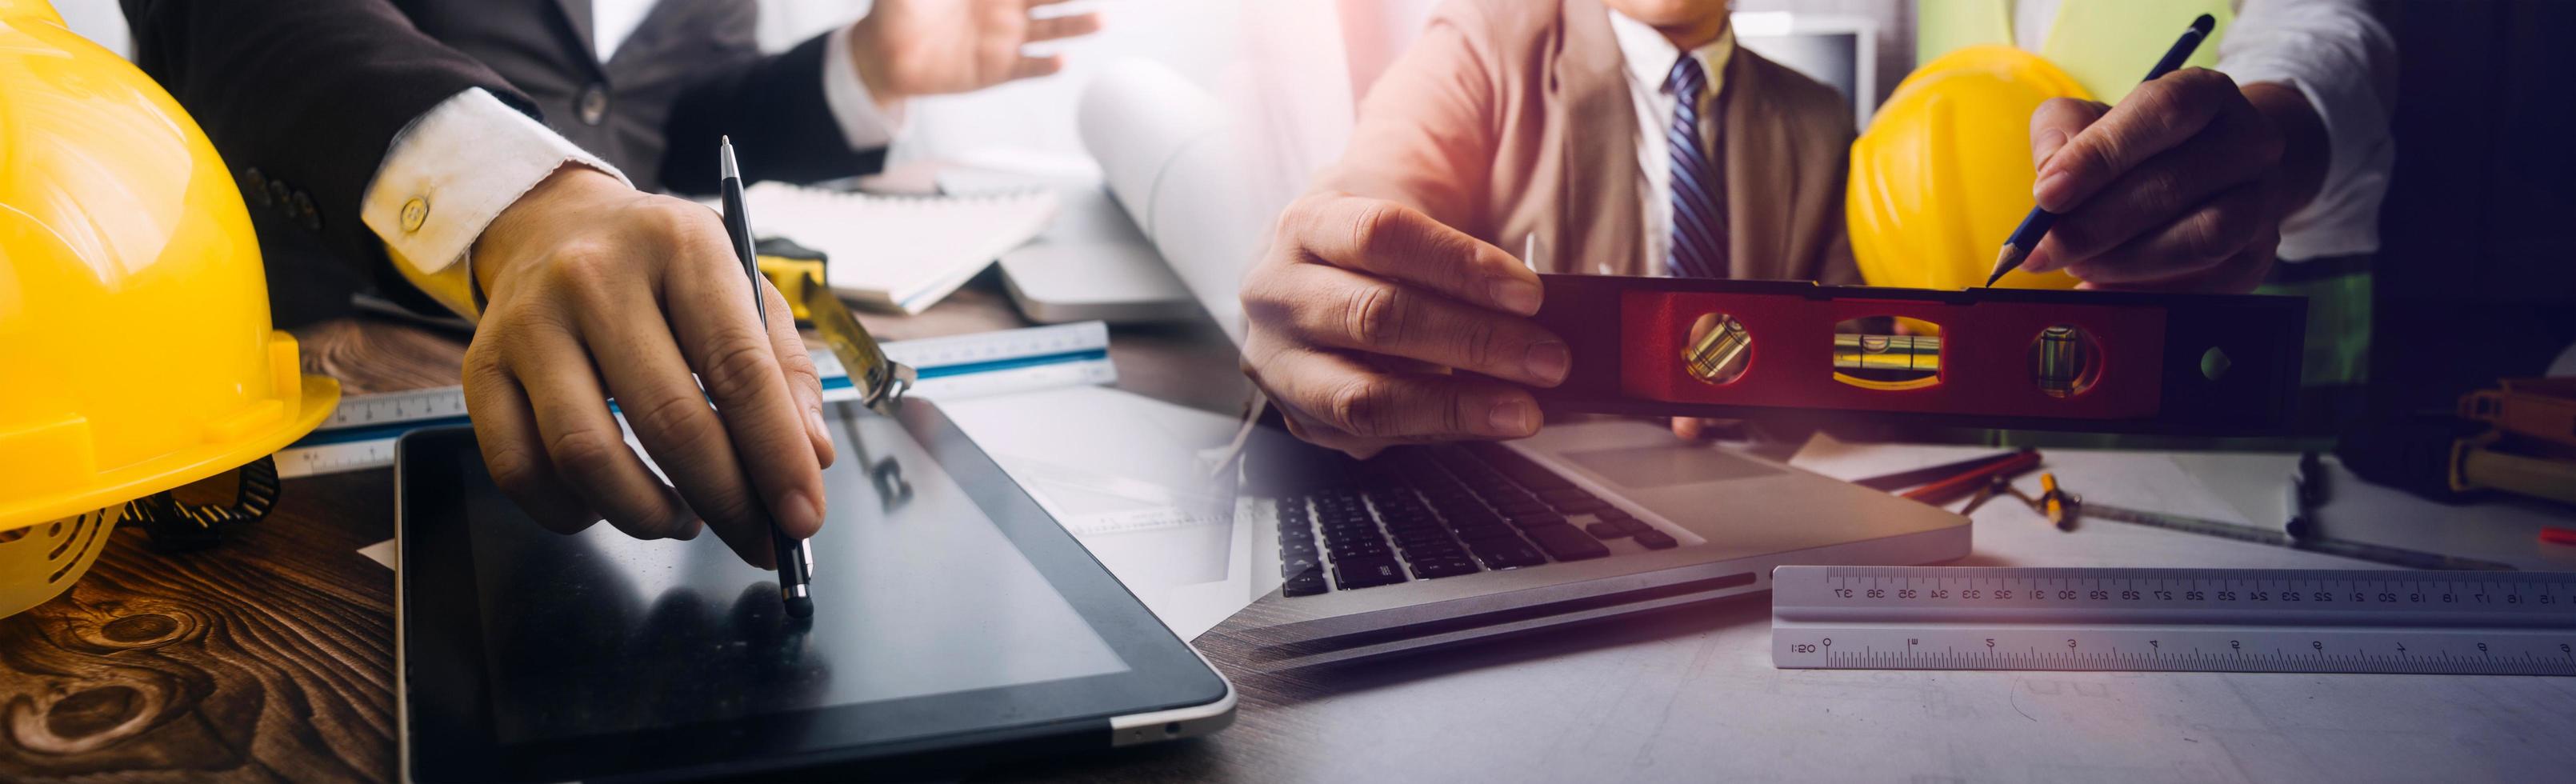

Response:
(1985, 13), (2215, 286)
(718, 136), (817, 619)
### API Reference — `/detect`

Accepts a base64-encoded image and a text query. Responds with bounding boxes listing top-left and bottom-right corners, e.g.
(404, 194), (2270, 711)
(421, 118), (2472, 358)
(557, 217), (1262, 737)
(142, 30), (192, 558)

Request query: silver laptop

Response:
(1218, 416), (1969, 668)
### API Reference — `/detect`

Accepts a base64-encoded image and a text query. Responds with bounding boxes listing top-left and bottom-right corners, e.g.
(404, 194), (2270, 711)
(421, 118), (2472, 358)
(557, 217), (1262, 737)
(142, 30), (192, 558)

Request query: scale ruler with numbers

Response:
(1771, 566), (2576, 675)
(275, 322), (1114, 478)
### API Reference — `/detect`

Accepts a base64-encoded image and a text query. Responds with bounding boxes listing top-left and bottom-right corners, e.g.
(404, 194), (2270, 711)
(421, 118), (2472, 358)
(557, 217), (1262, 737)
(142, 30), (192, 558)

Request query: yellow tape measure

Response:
(757, 251), (914, 414)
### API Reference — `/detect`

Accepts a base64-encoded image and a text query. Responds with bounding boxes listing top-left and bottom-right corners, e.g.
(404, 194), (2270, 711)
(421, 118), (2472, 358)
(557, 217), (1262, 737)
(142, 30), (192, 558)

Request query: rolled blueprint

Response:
(1078, 58), (1268, 345)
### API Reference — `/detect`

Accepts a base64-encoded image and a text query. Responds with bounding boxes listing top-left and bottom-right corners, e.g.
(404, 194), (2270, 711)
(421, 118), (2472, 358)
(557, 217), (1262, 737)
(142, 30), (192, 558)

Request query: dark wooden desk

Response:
(0, 279), (1246, 782)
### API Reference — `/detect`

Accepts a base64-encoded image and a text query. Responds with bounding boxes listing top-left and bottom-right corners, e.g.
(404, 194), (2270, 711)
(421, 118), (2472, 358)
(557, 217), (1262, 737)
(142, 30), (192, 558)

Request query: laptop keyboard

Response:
(1276, 442), (1678, 598)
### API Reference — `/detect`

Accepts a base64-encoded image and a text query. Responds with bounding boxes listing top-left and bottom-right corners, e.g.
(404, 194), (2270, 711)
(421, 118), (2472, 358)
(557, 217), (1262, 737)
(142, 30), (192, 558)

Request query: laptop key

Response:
(1538, 487), (1595, 503)
(1280, 554), (1322, 578)
(1328, 540), (1392, 560)
(1466, 442), (1577, 490)
(1522, 523), (1611, 561)
(1469, 539), (1546, 569)
(1283, 571), (1328, 597)
(1394, 533), (1457, 552)
(1333, 556), (1409, 589)
(1550, 498), (1610, 514)
(1507, 511), (1570, 529)
(1410, 555), (1480, 578)
(1583, 521), (1628, 540)
(1632, 528), (1680, 550)
(1401, 537), (1466, 556)
(1613, 518), (1654, 536)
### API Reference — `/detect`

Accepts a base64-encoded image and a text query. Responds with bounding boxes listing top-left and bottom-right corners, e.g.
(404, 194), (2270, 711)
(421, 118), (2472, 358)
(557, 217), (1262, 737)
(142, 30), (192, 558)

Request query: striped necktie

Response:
(1664, 53), (1726, 279)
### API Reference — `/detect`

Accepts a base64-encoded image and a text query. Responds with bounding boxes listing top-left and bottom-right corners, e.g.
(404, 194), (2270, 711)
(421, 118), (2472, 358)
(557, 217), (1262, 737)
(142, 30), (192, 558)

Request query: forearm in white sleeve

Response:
(822, 26), (908, 151)
(2215, 0), (2398, 261)
(359, 88), (630, 321)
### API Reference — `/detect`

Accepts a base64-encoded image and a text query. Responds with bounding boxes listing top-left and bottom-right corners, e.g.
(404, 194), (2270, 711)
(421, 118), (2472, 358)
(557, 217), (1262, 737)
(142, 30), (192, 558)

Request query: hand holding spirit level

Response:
(1530, 275), (2306, 434)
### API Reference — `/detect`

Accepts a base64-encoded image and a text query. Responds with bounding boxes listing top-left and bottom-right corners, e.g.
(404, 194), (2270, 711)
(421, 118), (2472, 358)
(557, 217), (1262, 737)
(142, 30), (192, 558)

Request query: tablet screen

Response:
(454, 411), (1130, 745)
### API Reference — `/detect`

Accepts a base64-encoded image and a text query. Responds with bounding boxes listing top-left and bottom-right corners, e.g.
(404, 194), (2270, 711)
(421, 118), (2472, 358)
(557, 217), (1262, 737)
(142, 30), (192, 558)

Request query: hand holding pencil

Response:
(1990, 14), (2333, 294)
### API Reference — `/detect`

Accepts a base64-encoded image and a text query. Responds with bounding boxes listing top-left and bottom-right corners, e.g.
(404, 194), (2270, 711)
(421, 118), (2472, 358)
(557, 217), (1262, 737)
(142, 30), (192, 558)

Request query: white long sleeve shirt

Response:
(361, 1), (900, 319)
(2015, 0), (2398, 262)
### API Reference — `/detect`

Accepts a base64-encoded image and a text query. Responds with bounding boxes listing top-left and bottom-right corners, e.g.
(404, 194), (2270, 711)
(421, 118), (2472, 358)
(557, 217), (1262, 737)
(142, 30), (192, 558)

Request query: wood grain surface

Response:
(0, 277), (1249, 782)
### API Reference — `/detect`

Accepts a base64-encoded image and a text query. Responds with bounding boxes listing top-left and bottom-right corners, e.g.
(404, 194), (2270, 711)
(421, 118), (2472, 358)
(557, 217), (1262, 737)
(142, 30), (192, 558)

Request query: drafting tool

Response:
(2074, 500), (2515, 571)
(1898, 450), (2041, 506)
(2036, 473), (2074, 530)
(1958, 475), (2008, 516)
(1531, 275), (2306, 434)
(1850, 449), (2032, 491)
(275, 322), (1115, 478)
(1771, 566), (2576, 674)
(840, 320), (1116, 401)
(792, 268), (914, 414)
(753, 237), (830, 322)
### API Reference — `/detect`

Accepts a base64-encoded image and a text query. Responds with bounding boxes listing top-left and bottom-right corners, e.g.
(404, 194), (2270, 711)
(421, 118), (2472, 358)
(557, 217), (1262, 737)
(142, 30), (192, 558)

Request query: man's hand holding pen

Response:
(2018, 70), (2328, 294)
(463, 165), (835, 569)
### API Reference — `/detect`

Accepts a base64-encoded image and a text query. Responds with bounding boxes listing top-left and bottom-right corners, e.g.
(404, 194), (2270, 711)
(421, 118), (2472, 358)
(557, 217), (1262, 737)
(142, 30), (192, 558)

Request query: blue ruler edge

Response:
(282, 347), (1108, 450)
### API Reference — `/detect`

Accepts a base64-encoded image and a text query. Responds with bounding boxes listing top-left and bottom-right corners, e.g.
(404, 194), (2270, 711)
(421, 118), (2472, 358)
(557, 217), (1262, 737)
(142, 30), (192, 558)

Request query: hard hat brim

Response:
(0, 375), (339, 530)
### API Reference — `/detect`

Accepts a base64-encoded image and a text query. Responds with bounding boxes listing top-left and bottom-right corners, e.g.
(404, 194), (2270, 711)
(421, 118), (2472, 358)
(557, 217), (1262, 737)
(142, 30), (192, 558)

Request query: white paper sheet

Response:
(1078, 58), (1272, 345)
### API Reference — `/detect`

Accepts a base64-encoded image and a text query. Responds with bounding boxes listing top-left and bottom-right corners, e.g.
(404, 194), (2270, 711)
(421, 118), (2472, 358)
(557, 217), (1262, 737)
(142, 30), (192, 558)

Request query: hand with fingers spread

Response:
(463, 166), (837, 569)
(1240, 193), (1571, 458)
(2021, 69), (2331, 293)
(846, 0), (1103, 104)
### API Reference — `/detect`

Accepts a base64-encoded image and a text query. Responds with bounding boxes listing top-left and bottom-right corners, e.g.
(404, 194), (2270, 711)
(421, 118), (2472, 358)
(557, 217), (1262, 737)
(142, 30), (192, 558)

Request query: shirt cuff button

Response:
(401, 197), (430, 233)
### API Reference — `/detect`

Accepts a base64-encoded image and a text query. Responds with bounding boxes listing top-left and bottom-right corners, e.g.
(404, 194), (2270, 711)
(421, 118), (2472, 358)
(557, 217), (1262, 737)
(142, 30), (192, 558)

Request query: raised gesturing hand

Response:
(846, 0), (1104, 101)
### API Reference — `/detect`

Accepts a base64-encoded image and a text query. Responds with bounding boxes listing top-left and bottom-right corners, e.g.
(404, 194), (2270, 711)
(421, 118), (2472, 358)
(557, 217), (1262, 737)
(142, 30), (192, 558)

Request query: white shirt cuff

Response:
(362, 88), (630, 319)
(822, 25), (906, 151)
(2214, 0), (2397, 261)
(2225, 72), (2393, 262)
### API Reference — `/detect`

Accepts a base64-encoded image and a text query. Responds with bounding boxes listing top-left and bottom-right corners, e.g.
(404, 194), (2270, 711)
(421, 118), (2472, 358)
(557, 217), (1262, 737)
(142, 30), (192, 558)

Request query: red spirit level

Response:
(1529, 275), (2306, 434)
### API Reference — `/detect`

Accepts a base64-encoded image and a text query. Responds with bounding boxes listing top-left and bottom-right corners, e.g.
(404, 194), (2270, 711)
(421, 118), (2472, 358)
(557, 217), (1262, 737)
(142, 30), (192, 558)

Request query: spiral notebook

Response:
(742, 182), (1060, 314)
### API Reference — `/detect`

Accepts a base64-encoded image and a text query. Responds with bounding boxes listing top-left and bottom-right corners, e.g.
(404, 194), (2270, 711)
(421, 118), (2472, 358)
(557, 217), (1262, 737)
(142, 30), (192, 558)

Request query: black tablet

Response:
(395, 398), (1233, 782)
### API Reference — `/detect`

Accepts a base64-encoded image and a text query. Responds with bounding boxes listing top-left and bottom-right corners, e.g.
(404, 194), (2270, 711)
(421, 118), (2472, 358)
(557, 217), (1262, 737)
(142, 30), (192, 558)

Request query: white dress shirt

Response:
(2013, 0), (2398, 262)
(1605, 11), (1735, 278)
(361, 1), (902, 319)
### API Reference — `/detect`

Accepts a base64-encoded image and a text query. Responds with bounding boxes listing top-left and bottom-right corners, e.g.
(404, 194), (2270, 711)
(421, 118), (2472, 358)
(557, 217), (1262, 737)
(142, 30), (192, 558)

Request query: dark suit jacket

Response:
(121, 0), (888, 324)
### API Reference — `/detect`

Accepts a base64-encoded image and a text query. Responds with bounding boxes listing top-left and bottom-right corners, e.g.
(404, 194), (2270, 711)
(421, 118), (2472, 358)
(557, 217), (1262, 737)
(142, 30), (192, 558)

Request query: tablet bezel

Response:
(396, 399), (1231, 782)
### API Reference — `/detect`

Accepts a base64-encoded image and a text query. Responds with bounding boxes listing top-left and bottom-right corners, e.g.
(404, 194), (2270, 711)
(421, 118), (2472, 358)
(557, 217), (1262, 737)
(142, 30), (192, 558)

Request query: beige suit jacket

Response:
(1319, 0), (1860, 283)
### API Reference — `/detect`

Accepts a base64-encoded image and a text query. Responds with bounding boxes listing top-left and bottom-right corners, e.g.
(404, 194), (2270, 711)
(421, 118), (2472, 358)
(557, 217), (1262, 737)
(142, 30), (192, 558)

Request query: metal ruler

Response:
(1771, 566), (2576, 675)
(275, 322), (1114, 478)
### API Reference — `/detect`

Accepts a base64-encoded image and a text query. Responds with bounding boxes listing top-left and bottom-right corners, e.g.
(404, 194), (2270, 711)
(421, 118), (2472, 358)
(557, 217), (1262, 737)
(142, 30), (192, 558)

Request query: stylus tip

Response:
(783, 594), (814, 619)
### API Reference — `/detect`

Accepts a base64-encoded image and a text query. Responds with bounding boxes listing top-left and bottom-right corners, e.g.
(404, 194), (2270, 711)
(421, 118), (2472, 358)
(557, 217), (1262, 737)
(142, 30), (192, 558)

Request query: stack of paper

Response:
(742, 182), (1059, 314)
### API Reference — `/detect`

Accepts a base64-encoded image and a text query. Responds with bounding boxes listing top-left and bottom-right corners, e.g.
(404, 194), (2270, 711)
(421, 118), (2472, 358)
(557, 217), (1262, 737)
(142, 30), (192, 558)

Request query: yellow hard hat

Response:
(0, 1), (338, 616)
(1847, 45), (2093, 291)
